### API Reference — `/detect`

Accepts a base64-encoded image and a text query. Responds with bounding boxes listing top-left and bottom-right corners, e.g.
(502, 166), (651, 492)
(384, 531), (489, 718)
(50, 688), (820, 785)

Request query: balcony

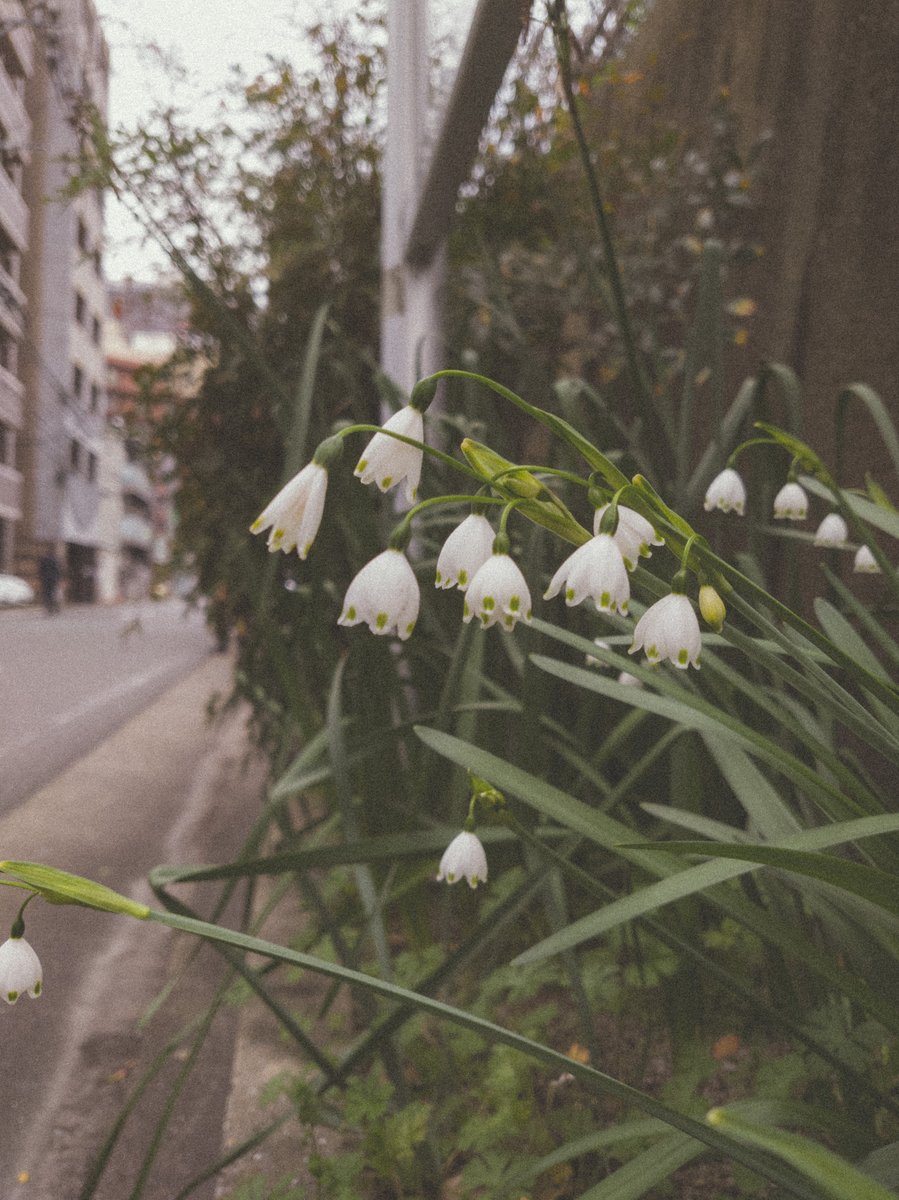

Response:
(0, 62), (29, 157)
(0, 164), (26, 250)
(0, 360), (22, 427)
(0, 462), (21, 517)
(0, 2), (33, 77)
(120, 460), (154, 502)
(120, 512), (153, 550)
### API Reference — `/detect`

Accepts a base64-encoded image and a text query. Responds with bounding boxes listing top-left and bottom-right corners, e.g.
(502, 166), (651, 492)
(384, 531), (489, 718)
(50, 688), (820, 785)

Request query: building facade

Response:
(0, 1), (32, 574)
(17, 0), (109, 601)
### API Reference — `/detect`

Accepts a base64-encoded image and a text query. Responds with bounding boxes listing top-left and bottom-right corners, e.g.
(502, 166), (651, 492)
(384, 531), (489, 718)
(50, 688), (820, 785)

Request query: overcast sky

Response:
(91, 0), (476, 282)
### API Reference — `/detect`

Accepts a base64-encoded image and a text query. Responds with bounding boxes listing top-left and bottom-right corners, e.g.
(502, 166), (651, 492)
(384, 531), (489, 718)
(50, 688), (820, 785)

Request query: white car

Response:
(0, 573), (35, 606)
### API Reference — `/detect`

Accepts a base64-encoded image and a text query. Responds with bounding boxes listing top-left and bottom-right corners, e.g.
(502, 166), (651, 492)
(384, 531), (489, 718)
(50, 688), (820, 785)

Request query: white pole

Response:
(381, 0), (445, 396)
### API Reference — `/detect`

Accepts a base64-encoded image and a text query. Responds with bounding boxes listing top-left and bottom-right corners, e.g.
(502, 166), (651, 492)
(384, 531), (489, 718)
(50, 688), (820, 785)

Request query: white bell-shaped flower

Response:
(853, 544), (880, 573)
(630, 592), (701, 669)
(813, 513), (849, 547)
(435, 513), (495, 591)
(0, 936), (43, 1003)
(338, 549), (420, 640)
(354, 405), (424, 505)
(437, 830), (488, 888)
(704, 467), (746, 515)
(773, 481), (808, 521)
(585, 638), (611, 667)
(463, 553), (532, 631)
(593, 505), (663, 570)
(544, 533), (630, 614)
(250, 461), (328, 559)
(617, 670), (643, 687)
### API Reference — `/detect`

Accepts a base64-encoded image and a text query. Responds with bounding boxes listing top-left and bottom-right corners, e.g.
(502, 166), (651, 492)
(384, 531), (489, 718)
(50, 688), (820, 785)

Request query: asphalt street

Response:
(0, 607), (263, 1199)
(0, 599), (213, 810)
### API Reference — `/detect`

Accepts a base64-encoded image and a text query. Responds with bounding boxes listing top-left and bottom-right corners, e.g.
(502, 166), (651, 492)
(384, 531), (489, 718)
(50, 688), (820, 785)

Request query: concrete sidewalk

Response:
(1, 652), (268, 1200)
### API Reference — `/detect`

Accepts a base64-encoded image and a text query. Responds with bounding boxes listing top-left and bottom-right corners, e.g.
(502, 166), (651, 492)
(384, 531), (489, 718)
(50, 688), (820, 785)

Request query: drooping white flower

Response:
(437, 831), (488, 888)
(593, 505), (663, 570)
(354, 405), (424, 505)
(250, 461), (328, 558)
(813, 513), (849, 547)
(586, 638), (611, 667)
(464, 553), (532, 631)
(704, 468), (746, 515)
(435, 514), (495, 591)
(338, 549), (420, 640)
(630, 592), (701, 669)
(544, 534), (630, 614)
(617, 670), (643, 687)
(0, 936), (43, 1003)
(853, 544), (880, 573)
(773, 481), (808, 521)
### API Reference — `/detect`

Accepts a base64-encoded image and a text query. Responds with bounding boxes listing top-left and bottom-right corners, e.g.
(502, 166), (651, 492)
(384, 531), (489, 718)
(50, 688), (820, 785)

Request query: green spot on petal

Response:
(380, 476), (392, 489)
(565, 587), (574, 601)
(463, 601), (470, 617)
(406, 622), (415, 634)
(33, 981), (41, 996)
(458, 569), (467, 585)
(678, 648), (689, 665)
(376, 612), (388, 629)
(647, 644), (658, 658)
(356, 458), (367, 473)
(509, 595), (520, 611)
(347, 606), (357, 620)
(600, 591), (610, 608)
(435, 570), (442, 584)
(447, 871), (456, 882)
(482, 596), (494, 611)
(250, 518), (262, 532)
(7, 991), (17, 1002)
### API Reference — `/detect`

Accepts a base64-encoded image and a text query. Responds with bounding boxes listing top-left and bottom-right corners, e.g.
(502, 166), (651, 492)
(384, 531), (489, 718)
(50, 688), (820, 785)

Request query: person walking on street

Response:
(38, 552), (61, 615)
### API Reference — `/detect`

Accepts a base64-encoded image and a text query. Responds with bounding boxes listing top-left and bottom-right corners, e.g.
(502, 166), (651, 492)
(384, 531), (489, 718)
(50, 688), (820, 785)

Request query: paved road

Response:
(0, 600), (213, 810)
(0, 653), (264, 1200)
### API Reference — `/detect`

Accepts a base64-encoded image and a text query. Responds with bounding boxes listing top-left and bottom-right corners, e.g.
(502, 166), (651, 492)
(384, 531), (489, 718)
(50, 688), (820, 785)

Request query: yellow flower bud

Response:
(699, 584), (726, 631)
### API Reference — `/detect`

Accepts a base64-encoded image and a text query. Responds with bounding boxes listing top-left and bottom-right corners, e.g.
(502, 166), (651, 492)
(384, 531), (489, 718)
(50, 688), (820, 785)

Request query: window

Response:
(77, 218), (88, 252)
(87, 452), (97, 482)
(0, 420), (11, 466)
(90, 382), (100, 412)
(70, 439), (81, 472)
(74, 291), (86, 324)
(72, 364), (83, 401)
(91, 314), (101, 344)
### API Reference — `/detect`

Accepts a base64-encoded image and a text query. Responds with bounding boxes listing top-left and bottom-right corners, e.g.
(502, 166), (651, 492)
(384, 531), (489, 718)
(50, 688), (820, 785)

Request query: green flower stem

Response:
(143, 906), (826, 1198)
(422, 369), (630, 490)
(402, 493), (508, 524)
(10, 891), (37, 938)
(547, 1), (662, 464)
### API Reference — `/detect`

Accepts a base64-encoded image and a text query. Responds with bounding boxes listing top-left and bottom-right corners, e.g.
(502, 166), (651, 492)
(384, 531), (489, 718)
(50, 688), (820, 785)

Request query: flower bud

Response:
(699, 584), (726, 631)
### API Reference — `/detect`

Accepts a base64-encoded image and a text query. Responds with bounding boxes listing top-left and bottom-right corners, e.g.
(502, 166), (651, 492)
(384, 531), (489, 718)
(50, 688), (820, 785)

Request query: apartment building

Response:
(17, 0), (109, 601)
(0, 1), (32, 574)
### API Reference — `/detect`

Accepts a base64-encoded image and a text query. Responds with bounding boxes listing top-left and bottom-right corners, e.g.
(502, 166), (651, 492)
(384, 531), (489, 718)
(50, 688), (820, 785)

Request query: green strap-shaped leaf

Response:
(706, 1108), (897, 1200)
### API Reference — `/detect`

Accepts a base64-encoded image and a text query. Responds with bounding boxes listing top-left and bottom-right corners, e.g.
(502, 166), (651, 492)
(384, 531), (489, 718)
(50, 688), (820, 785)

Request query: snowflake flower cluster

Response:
(250, 398), (713, 675)
(703, 467), (882, 574)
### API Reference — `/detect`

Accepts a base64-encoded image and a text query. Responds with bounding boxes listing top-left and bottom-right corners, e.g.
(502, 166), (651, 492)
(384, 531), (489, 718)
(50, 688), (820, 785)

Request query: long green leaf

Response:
(576, 1134), (701, 1200)
(706, 1108), (896, 1200)
(619, 839), (899, 919)
(514, 810), (899, 966)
